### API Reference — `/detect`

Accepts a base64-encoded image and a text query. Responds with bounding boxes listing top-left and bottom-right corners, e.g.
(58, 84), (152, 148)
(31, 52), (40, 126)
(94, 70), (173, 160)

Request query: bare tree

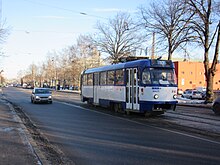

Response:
(0, 21), (9, 44)
(93, 12), (145, 64)
(186, 0), (220, 102)
(138, 0), (194, 60)
(0, 20), (10, 57)
(70, 35), (103, 86)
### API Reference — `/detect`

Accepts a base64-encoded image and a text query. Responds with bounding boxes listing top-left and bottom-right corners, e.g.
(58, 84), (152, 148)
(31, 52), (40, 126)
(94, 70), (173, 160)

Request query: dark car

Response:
(212, 96), (220, 115)
(31, 88), (53, 104)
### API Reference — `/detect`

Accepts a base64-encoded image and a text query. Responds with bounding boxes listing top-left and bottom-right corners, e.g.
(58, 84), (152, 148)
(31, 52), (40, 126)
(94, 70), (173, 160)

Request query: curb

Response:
(177, 103), (212, 109)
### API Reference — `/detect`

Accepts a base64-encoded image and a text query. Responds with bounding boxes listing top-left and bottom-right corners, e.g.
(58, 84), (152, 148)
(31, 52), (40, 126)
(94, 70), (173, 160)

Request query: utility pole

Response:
(0, 70), (3, 85)
(0, 0), (2, 25)
(151, 32), (155, 59)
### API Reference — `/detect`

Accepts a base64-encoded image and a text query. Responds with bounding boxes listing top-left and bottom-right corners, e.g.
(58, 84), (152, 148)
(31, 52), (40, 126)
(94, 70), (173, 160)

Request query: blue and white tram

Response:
(81, 59), (178, 115)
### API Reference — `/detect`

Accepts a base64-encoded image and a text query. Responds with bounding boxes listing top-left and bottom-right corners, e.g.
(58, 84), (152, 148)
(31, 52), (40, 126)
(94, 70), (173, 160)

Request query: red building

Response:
(174, 61), (220, 91)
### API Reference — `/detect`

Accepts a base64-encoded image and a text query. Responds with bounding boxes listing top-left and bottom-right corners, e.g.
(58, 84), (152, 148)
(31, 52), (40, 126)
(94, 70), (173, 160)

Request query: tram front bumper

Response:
(140, 101), (177, 112)
(153, 102), (177, 111)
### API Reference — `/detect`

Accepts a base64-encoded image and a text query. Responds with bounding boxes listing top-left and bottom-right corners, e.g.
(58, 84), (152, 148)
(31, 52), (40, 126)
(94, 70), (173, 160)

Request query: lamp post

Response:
(0, 70), (4, 86)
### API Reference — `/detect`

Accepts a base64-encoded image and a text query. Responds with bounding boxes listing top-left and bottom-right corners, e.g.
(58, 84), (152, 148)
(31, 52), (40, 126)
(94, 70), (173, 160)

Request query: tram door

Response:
(126, 68), (139, 111)
(93, 73), (99, 104)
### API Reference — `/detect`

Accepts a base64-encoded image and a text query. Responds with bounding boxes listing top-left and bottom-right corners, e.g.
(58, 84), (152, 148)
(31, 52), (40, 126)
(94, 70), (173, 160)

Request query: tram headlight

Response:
(173, 94), (177, 99)
(154, 94), (159, 99)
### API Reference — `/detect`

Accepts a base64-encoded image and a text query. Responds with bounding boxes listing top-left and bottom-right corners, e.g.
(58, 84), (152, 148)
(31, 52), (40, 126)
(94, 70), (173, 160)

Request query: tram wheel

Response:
(145, 112), (152, 117)
(114, 103), (121, 113)
(125, 110), (130, 115)
(87, 100), (93, 106)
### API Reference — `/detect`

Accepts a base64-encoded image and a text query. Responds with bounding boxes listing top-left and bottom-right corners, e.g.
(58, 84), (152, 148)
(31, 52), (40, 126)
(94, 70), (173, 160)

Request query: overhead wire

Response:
(13, 0), (108, 34)
(21, 0), (108, 20)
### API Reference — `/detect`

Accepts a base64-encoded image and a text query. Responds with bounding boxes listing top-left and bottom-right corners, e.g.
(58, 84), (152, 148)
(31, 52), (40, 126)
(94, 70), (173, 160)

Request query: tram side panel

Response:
(82, 85), (177, 113)
(81, 86), (93, 103)
(82, 85), (126, 106)
(81, 80), (125, 105)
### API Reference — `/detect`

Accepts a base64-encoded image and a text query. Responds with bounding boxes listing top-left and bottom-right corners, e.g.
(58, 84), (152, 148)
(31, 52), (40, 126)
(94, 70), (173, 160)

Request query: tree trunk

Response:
(168, 46), (172, 60)
(205, 69), (214, 103)
(205, 21), (220, 103)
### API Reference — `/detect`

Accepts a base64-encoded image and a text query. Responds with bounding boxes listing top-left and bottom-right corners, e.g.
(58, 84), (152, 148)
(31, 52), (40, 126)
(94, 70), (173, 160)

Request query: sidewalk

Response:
(0, 95), (40, 164)
(177, 96), (213, 110)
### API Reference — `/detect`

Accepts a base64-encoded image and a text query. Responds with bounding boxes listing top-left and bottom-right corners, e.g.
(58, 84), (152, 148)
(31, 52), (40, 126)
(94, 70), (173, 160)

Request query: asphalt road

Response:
(2, 87), (220, 165)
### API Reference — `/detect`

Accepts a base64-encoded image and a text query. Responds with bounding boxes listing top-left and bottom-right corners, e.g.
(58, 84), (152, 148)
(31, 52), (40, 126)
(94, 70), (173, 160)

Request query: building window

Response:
(181, 78), (185, 85)
(190, 72), (193, 75)
(199, 72), (203, 75)
(216, 82), (218, 84)
(189, 81), (192, 84)
(181, 71), (184, 74)
(199, 81), (202, 84)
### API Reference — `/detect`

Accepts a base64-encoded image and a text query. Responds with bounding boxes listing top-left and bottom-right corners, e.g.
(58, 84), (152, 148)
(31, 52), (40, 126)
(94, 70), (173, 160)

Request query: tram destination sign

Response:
(151, 60), (173, 68)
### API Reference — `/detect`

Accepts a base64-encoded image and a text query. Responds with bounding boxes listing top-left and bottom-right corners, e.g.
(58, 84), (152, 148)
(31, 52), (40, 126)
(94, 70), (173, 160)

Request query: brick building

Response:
(174, 61), (220, 91)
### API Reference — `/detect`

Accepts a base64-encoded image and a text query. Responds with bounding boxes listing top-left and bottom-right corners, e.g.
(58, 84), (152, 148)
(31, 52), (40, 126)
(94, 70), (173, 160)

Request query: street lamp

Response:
(0, 70), (4, 85)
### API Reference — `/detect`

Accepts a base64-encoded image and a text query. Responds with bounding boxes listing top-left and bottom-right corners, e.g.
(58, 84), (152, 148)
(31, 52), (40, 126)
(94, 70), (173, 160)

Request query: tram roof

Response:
(84, 59), (151, 74)
(84, 59), (174, 74)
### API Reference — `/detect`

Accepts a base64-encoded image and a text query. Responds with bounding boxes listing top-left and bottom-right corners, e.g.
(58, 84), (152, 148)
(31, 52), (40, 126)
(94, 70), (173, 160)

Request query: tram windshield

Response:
(142, 68), (177, 85)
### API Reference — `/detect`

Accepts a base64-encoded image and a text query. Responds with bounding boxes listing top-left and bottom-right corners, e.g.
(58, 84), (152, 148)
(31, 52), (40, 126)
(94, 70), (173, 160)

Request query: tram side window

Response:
(115, 69), (124, 85)
(100, 71), (107, 85)
(87, 73), (93, 86)
(107, 70), (115, 85)
(83, 74), (87, 85)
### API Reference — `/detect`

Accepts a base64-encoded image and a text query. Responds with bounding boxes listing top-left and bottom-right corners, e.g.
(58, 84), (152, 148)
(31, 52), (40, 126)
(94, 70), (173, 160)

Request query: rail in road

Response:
(13, 87), (220, 140)
(149, 107), (220, 139)
(50, 89), (220, 139)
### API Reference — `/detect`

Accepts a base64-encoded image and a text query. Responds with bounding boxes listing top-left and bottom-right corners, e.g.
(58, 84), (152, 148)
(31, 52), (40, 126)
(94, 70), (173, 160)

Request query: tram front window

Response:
(142, 69), (151, 84)
(142, 68), (177, 85)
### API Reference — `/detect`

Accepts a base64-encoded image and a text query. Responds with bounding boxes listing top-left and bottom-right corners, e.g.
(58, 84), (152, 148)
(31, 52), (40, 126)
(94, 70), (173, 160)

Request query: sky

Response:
(0, 0), (151, 79)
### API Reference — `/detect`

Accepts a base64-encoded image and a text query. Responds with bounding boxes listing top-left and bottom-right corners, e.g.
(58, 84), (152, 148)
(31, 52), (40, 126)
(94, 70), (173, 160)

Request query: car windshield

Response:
(35, 89), (51, 94)
(142, 68), (177, 85)
(193, 91), (201, 94)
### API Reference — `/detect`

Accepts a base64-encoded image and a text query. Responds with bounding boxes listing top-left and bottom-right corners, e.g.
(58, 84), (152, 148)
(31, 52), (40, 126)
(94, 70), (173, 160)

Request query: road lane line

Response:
(57, 101), (220, 145)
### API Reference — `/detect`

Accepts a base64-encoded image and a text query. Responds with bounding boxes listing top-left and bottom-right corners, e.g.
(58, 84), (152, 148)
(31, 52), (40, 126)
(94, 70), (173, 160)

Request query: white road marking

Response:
(57, 101), (220, 145)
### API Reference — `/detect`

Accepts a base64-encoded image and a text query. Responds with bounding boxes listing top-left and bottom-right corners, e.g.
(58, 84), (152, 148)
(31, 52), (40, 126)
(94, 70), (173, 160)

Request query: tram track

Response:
(54, 91), (220, 139)
(146, 107), (220, 140)
(165, 111), (220, 126)
(15, 88), (220, 140)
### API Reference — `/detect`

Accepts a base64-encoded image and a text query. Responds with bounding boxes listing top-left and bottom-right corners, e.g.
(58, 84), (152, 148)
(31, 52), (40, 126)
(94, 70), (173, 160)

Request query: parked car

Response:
(177, 88), (183, 95)
(31, 88), (53, 104)
(212, 96), (220, 115)
(182, 90), (203, 99)
(201, 91), (206, 99)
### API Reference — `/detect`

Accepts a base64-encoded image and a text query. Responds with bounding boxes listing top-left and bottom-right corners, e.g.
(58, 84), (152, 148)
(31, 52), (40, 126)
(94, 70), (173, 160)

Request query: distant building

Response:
(174, 61), (220, 91)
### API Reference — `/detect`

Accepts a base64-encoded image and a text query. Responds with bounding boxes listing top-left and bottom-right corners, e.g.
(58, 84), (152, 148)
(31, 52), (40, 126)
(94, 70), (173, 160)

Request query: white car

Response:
(182, 90), (202, 99)
(31, 88), (53, 104)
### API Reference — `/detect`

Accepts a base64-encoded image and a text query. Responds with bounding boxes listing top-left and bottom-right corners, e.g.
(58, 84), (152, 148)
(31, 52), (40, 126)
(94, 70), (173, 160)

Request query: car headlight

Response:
(154, 94), (159, 99)
(173, 94), (177, 99)
(48, 96), (52, 99)
(36, 96), (40, 99)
